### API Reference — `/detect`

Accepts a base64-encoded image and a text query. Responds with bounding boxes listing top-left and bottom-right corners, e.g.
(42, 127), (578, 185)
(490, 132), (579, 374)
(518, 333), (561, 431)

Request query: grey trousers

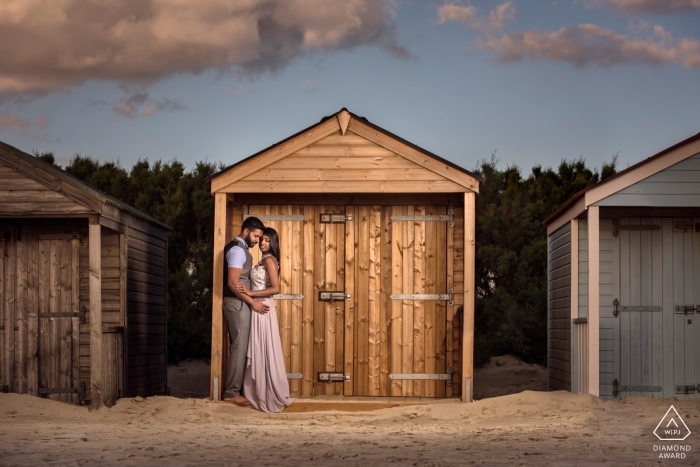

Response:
(223, 297), (251, 399)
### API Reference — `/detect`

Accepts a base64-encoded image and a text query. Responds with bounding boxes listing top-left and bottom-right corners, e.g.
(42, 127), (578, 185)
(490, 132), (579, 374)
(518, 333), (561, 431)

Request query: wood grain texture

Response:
(210, 193), (226, 400)
(344, 205), (355, 396)
(89, 222), (103, 409)
(368, 206), (381, 396)
(379, 207), (392, 396)
(390, 205), (403, 396)
(302, 206), (315, 396)
(413, 207), (426, 397)
(220, 179), (467, 194)
(463, 192), (476, 402)
(290, 205), (303, 397)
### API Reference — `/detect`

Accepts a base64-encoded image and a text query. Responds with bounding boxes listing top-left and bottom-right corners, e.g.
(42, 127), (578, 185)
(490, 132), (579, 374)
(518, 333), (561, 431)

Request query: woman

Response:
(236, 227), (294, 413)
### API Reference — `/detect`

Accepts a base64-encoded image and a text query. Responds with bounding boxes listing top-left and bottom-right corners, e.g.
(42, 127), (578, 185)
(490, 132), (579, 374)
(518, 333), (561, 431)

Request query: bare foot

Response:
(224, 395), (251, 406)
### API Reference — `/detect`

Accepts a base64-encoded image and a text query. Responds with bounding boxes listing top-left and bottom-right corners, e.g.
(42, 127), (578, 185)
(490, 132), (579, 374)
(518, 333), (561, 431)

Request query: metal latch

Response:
(318, 372), (350, 382)
(391, 289), (454, 306)
(286, 373), (303, 380)
(613, 379), (619, 397)
(612, 299), (661, 317)
(318, 291), (351, 302)
(320, 214), (352, 224)
(675, 305), (697, 314)
(673, 222), (695, 233)
(676, 385), (696, 395)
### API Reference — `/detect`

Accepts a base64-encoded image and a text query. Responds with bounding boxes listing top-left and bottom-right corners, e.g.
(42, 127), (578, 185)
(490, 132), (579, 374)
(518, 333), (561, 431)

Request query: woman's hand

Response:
(236, 282), (251, 295)
(251, 299), (269, 314)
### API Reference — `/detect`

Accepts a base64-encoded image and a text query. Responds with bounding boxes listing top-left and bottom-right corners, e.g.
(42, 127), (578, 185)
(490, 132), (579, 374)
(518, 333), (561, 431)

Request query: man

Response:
(223, 216), (268, 404)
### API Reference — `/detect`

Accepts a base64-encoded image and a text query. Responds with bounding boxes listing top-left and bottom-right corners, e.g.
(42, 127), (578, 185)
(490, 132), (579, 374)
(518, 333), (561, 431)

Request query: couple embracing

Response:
(222, 216), (294, 413)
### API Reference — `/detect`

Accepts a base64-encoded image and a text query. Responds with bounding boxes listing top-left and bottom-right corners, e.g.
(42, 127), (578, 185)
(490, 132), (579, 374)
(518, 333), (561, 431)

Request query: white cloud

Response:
(437, 1), (515, 32)
(591, 0), (700, 14)
(478, 23), (700, 68)
(0, 0), (409, 101)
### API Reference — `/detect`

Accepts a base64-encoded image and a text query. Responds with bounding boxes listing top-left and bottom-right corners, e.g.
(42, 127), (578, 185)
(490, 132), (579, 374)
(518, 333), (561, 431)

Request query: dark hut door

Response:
(37, 233), (81, 403)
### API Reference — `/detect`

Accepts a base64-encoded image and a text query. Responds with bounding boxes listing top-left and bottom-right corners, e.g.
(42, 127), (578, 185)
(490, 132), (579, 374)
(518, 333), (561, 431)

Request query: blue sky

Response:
(0, 0), (698, 176)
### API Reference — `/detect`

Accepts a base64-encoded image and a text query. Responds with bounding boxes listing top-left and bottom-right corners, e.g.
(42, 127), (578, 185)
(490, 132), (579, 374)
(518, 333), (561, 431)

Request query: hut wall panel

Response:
(548, 222), (571, 391)
(0, 162), (93, 216)
(595, 152), (700, 207)
(598, 220), (615, 398)
(125, 225), (167, 397)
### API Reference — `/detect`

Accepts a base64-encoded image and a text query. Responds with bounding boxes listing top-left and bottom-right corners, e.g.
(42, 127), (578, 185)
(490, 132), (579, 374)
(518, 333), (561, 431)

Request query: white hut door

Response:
(37, 231), (81, 403)
(617, 218), (664, 399)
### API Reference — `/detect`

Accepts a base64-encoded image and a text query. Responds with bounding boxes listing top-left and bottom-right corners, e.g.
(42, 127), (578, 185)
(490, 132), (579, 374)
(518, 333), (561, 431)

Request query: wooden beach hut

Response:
(209, 108), (481, 402)
(544, 130), (700, 400)
(0, 141), (170, 408)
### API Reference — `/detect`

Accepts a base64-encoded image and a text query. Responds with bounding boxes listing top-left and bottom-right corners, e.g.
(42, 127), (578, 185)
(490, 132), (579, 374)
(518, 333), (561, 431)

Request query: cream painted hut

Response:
(544, 130), (700, 400)
(208, 109), (482, 402)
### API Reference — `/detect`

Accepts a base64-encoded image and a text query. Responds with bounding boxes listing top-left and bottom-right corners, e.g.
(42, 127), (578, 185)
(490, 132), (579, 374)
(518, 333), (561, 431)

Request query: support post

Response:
(89, 219), (103, 410)
(462, 192), (476, 402)
(570, 218), (579, 393)
(587, 206), (600, 397)
(210, 193), (227, 400)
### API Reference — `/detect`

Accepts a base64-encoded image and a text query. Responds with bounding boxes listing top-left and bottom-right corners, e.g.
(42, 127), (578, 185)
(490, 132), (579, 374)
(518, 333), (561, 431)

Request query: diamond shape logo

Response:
(654, 405), (691, 441)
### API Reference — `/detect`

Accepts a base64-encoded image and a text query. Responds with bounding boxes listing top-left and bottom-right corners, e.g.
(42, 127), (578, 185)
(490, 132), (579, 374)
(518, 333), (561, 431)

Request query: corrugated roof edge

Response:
(0, 140), (172, 231)
(206, 108), (485, 184)
(542, 130), (700, 227)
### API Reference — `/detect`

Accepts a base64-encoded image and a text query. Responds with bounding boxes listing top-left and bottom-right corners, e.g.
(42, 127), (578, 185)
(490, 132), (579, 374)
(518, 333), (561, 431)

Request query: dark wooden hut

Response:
(0, 141), (170, 408)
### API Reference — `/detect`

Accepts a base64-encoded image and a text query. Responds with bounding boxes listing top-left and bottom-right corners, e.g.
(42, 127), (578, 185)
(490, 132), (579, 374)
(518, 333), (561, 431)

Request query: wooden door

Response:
(617, 218), (664, 398)
(242, 204), (346, 397)
(350, 205), (454, 397)
(38, 228), (81, 403)
(0, 227), (15, 394)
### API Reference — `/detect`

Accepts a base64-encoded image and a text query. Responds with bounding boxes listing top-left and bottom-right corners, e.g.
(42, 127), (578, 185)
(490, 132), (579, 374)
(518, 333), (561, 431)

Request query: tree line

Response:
(37, 150), (616, 366)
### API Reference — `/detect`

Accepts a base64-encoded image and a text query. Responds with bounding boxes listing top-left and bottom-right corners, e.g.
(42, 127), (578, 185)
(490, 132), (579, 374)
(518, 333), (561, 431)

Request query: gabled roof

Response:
(543, 130), (700, 229)
(0, 140), (171, 230)
(208, 108), (483, 192)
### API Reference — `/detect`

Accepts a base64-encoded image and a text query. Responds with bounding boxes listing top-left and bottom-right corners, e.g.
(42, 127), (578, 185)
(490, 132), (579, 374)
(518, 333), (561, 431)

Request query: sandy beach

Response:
(2, 358), (698, 466)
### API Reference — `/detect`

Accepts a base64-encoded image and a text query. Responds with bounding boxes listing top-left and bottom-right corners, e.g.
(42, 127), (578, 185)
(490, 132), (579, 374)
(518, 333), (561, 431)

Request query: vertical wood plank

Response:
(16, 226), (27, 394)
(379, 207), (392, 396)
(462, 192), (476, 402)
(413, 207), (426, 397)
(27, 226), (39, 396)
(435, 206), (448, 398)
(6, 230), (16, 394)
(279, 206), (292, 379)
(683, 218), (693, 392)
(38, 229), (48, 397)
(357, 206), (370, 396)
(210, 192), (227, 401)
(313, 205), (326, 395)
(629, 218), (641, 396)
(640, 218), (652, 397)
(693, 217), (700, 399)
(60, 235), (71, 403)
(344, 205), (355, 396)
(673, 218), (685, 398)
(619, 218), (631, 397)
(368, 206), (381, 396)
(335, 214), (345, 396)
(651, 218), (663, 395)
(610, 219), (619, 398)
(587, 205), (600, 398)
(291, 206), (303, 397)
(0, 234), (5, 391)
(324, 207), (337, 394)
(89, 221), (103, 409)
(401, 206), (414, 396)
(71, 237), (80, 403)
(425, 206), (437, 397)
(302, 205), (315, 396)
(445, 205), (454, 398)
(390, 205), (403, 396)
(662, 218), (675, 398)
(49, 236), (58, 400)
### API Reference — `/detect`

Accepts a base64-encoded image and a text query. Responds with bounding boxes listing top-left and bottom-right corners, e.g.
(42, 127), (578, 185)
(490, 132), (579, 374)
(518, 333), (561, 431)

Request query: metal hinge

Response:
(675, 305), (697, 314)
(272, 294), (304, 300)
(391, 289), (454, 307)
(39, 304), (87, 323)
(242, 209), (304, 222)
(318, 291), (351, 302)
(39, 381), (87, 401)
(612, 219), (661, 237)
(391, 209), (455, 228)
(320, 213), (352, 224)
(676, 385), (697, 395)
(612, 299), (661, 317)
(286, 373), (303, 380)
(390, 368), (454, 386)
(613, 379), (619, 397)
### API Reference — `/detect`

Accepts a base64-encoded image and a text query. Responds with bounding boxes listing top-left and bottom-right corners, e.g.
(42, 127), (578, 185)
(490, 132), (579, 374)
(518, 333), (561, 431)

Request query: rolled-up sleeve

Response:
(226, 246), (246, 269)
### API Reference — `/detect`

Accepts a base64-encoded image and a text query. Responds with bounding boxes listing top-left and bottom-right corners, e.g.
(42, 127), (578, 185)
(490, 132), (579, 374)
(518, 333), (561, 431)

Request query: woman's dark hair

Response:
(263, 227), (280, 267)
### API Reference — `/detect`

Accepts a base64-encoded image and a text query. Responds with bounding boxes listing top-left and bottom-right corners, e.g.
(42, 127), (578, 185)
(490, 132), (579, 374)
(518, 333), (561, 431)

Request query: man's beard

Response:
(243, 233), (254, 247)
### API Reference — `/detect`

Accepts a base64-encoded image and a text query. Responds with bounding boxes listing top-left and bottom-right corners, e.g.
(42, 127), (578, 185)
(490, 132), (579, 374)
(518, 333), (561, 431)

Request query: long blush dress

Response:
(242, 255), (294, 413)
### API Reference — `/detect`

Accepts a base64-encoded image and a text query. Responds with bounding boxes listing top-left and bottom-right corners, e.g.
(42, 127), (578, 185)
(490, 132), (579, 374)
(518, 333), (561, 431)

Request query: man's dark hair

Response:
(241, 216), (265, 232)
